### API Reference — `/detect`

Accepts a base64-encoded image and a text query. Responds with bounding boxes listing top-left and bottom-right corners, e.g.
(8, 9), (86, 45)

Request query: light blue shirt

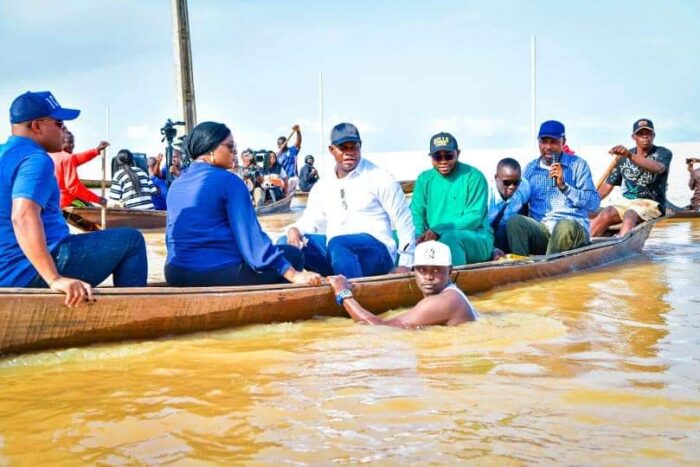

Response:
(523, 153), (600, 234)
(487, 177), (531, 230)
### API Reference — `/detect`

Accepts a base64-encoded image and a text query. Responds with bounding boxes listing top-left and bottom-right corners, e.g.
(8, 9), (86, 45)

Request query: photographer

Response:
(158, 119), (186, 183)
(687, 157), (700, 211)
(299, 154), (319, 192)
(240, 149), (265, 208)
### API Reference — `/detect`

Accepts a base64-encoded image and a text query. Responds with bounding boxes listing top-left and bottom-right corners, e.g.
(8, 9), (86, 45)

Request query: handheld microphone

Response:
(551, 152), (561, 187)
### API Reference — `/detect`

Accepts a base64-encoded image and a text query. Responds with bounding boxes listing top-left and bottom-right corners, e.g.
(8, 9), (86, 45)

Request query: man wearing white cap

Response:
(328, 240), (477, 327)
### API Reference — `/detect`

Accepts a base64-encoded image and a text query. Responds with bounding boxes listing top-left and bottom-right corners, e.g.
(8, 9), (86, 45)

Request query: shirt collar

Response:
(536, 151), (573, 169)
(8, 135), (45, 151)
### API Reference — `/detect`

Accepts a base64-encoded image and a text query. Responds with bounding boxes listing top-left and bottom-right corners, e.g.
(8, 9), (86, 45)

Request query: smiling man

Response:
(286, 122), (415, 278)
(506, 120), (600, 256)
(328, 240), (477, 327)
(411, 132), (493, 265)
(590, 119), (672, 236)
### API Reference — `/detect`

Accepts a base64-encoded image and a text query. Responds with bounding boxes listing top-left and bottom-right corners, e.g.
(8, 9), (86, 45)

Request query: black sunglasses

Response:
(430, 153), (455, 162)
(501, 179), (521, 187)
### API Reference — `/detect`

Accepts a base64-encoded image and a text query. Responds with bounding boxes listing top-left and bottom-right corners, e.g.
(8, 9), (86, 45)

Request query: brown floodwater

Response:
(1, 219), (699, 465)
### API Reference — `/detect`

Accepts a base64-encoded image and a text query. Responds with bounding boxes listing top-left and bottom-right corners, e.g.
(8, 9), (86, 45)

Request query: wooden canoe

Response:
(0, 218), (658, 355)
(64, 194), (295, 231)
(81, 178), (112, 189)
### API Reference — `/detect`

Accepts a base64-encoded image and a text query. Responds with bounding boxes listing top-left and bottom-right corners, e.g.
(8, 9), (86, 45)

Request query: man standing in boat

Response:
(277, 124), (301, 194)
(0, 91), (148, 306)
(49, 130), (111, 208)
(506, 120), (600, 255)
(286, 122), (415, 278)
(411, 132), (493, 265)
(590, 119), (673, 236)
(329, 240), (476, 327)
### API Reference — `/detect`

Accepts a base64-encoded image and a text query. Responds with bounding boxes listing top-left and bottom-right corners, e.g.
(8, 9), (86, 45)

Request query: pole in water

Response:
(101, 104), (110, 229)
(530, 35), (537, 150)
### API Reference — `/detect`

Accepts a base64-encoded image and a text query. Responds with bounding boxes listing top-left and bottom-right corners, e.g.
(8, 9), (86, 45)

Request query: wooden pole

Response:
(171, 0), (197, 132)
(530, 35), (537, 149)
(596, 154), (624, 191)
(101, 104), (110, 230)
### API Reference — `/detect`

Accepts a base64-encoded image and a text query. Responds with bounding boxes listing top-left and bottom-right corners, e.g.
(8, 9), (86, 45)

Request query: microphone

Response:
(551, 152), (561, 187)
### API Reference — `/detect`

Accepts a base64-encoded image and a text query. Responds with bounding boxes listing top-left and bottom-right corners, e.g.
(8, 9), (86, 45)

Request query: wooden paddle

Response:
(595, 153), (625, 191)
(63, 209), (102, 232)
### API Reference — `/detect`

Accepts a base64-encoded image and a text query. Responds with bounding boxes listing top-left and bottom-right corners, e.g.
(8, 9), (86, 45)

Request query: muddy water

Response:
(0, 219), (698, 465)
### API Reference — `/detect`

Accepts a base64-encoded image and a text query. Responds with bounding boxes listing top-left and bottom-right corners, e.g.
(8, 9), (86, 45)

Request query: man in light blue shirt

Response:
(506, 120), (600, 256)
(487, 157), (530, 256)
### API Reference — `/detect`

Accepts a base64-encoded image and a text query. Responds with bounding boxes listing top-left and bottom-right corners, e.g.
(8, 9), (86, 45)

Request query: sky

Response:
(1, 0), (699, 178)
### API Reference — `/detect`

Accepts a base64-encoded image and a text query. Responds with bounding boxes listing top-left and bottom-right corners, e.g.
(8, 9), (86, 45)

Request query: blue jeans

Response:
(164, 245), (304, 287)
(28, 228), (147, 287)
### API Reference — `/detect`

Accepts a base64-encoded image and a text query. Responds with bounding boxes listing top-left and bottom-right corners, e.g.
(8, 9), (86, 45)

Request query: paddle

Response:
(595, 153), (624, 191)
(101, 147), (107, 230)
(63, 209), (102, 232)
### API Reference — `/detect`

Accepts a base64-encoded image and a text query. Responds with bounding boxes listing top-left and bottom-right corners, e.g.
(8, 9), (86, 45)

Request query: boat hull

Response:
(0, 219), (657, 355)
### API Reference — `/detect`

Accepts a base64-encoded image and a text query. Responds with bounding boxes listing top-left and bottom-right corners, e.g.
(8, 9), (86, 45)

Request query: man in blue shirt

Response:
(147, 154), (168, 210)
(487, 157), (530, 257)
(276, 124), (301, 193)
(0, 91), (148, 306)
(506, 120), (600, 255)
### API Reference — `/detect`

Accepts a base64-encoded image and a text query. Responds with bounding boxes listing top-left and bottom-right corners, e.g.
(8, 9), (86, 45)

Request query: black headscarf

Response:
(183, 121), (231, 160)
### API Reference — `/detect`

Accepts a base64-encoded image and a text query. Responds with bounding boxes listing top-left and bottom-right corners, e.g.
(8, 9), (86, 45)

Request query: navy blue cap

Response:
(429, 132), (459, 154)
(330, 122), (361, 146)
(632, 118), (654, 134)
(538, 120), (565, 139)
(10, 91), (80, 124)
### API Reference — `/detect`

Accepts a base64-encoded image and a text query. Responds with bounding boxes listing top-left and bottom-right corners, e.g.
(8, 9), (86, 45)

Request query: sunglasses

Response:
(501, 179), (521, 187)
(34, 118), (65, 129)
(430, 153), (455, 162)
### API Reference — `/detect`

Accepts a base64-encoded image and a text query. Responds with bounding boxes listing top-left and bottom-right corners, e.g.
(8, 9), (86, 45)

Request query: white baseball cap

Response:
(414, 241), (452, 267)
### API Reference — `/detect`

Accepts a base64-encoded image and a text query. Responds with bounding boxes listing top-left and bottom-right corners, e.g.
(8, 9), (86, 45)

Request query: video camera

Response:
(252, 149), (268, 166)
(160, 119), (186, 144)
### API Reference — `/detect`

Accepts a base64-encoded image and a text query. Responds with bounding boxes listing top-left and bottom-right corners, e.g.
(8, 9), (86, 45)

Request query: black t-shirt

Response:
(605, 145), (673, 209)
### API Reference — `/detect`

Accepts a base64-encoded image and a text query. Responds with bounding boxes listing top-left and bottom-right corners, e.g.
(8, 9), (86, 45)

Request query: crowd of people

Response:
(0, 89), (695, 326)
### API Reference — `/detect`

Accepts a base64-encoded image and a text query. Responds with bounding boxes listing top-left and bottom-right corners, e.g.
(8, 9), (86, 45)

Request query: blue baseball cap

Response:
(538, 120), (565, 139)
(330, 122), (361, 146)
(9, 91), (80, 124)
(429, 132), (459, 154)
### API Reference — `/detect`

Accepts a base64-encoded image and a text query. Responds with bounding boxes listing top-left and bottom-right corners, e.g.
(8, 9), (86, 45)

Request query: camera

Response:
(253, 149), (267, 165)
(160, 119), (185, 144)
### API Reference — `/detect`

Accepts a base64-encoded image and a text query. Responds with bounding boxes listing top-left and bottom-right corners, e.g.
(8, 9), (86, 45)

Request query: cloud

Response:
(126, 125), (153, 140)
(426, 116), (524, 139)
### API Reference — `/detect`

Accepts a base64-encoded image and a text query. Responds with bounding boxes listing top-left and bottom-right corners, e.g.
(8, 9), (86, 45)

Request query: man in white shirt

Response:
(286, 122), (414, 278)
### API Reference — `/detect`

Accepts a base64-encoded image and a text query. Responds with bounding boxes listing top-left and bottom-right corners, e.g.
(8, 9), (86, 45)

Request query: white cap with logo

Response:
(414, 240), (452, 267)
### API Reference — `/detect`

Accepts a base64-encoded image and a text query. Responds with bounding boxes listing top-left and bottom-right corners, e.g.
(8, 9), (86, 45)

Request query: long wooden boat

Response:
(0, 218), (660, 355)
(81, 178), (112, 189)
(64, 194), (295, 231)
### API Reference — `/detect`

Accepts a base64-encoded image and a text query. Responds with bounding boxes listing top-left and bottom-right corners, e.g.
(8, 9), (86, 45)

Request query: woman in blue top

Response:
(165, 121), (322, 287)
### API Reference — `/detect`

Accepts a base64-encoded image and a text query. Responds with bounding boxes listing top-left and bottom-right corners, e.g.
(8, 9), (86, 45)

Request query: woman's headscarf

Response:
(183, 121), (231, 160)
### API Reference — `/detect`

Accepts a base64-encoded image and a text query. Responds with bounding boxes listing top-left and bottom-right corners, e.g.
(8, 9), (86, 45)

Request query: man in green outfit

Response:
(410, 132), (493, 265)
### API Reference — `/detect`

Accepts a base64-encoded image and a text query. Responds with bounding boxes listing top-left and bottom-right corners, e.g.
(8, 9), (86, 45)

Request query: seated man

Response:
(286, 122), (415, 279)
(507, 120), (600, 255)
(329, 240), (477, 327)
(298, 154), (319, 192)
(688, 157), (700, 212)
(487, 157), (530, 256)
(0, 91), (148, 306)
(590, 119), (673, 236)
(49, 130), (111, 208)
(239, 149), (265, 208)
(411, 132), (493, 265)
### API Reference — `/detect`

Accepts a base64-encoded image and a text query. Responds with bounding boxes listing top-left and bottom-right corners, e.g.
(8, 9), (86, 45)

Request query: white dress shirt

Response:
(291, 158), (415, 267)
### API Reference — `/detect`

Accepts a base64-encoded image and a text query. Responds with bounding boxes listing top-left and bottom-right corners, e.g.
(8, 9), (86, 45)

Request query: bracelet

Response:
(335, 289), (353, 305)
(48, 276), (61, 287)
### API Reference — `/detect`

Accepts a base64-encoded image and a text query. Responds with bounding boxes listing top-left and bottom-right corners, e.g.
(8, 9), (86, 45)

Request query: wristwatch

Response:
(335, 289), (353, 305)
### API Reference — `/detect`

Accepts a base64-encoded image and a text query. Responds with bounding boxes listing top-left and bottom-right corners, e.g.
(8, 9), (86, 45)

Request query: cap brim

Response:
(429, 146), (457, 154)
(633, 126), (654, 134)
(331, 136), (361, 146)
(538, 133), (564, 139)
(49, 108), (80, 121)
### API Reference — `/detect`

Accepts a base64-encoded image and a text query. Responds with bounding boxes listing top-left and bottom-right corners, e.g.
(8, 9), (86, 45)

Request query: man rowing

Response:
(590, 119), (672, 236)
(49, 130), (111, 208)
(506, 120), (600, 255)
(0, 91), (147, 306)
(411, 132), (493, 265)
(328, 240), (477, 327)
(286, 122), (415, 278)
(277, 124), (301, 194)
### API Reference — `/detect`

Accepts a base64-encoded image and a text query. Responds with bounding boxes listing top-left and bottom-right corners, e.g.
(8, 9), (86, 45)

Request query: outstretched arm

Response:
(292, 124), (302, 149)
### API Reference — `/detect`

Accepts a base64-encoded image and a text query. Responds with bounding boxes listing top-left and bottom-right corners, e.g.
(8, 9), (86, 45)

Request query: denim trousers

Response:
(28, 228), (147, 287)
(164, 244), (304, 287)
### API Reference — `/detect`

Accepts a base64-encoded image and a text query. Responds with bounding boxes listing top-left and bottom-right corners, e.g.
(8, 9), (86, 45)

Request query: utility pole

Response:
(171, 0), (197, 132)
(530, 35), (537, 147)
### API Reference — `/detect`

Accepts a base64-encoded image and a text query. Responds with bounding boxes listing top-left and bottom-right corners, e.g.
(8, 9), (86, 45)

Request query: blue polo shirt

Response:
(0, 136), (70, 287)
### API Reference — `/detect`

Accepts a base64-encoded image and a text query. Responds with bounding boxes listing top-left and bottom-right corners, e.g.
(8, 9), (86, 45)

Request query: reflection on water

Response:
(1, 220), (699, 464)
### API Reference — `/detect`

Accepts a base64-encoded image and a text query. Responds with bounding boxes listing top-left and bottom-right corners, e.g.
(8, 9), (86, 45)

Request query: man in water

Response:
(49, 130), (110, 208)
(590, 119), (673, 236)
(329, 240), (476, 327)
(506, 120), (600, 255)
